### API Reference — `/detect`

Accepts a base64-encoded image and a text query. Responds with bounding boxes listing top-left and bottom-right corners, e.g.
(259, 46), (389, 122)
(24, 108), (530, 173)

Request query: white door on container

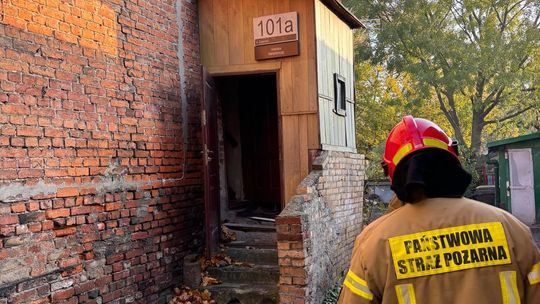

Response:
(508, 148), (535, 225)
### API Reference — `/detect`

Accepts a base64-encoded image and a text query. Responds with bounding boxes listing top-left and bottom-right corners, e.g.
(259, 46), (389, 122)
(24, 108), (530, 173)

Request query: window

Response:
(334, 73), (346, 116)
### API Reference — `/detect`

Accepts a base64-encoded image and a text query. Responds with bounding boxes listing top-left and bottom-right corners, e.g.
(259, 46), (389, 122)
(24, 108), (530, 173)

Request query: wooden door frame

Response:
(202, 68), (220, 256)
(206, 63), (286, 208)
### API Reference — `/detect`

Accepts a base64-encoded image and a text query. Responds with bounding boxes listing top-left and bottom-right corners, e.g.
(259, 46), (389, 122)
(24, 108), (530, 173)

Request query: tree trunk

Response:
(470, 109), (484, 165)
(449, 121), (466, 150)
(470, 73), (485, 161)
(436, 91), (465, 146)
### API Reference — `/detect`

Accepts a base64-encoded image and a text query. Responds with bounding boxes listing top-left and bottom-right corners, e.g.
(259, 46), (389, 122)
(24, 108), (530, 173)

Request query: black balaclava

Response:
(391, 149), (472, 203)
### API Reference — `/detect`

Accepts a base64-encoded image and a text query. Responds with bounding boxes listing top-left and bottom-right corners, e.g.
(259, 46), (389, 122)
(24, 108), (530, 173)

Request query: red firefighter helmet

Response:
(382, 116), (459, 180)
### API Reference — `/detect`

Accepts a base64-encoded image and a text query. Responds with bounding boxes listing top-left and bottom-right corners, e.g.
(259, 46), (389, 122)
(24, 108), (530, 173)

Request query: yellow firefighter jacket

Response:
(338, 197), (540, 304)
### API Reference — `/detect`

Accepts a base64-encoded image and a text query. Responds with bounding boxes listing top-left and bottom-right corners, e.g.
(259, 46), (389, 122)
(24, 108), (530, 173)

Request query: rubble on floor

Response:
(169, 287), (216, 304)
(179, 208), (279, 304)
(177, 247), (279, 303)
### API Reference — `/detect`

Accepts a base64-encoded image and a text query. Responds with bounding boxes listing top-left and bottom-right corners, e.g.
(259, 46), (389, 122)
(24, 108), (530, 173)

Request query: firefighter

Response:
(338, 116), (540, 304)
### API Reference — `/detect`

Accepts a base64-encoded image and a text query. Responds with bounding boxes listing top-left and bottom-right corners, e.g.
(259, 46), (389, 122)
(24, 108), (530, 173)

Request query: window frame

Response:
(333, 73), (346, 116)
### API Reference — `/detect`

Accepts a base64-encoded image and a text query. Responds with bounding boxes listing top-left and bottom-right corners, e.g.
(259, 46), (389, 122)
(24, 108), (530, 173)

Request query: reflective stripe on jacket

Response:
(338, 197), (540, 304)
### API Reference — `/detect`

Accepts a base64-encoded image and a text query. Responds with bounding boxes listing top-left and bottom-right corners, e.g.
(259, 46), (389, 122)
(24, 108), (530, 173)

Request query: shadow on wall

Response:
(1, 0), (118, 55)
(0, 0), (203, 303)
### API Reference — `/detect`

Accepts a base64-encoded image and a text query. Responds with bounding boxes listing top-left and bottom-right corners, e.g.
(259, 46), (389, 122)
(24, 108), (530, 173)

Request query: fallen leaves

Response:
(199, 253), (233, 271)
(197, 253), (253, 287)
(168, 251), (257, 303)
(169, 287), (216, 304)
(199, 253), (255, 272)
(221, 225), (237, 242)
(233, 261), (254, 268)
(201, 272), (222, 287)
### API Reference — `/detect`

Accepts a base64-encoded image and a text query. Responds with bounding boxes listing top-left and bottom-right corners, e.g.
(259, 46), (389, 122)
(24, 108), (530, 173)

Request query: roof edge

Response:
(320, 0), (365, 29)
(487, 132), (540, 148)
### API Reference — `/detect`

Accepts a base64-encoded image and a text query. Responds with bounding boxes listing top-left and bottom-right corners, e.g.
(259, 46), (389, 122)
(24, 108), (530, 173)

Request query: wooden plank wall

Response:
(199, 0), (320, 204)
(315, 1), (356, 152)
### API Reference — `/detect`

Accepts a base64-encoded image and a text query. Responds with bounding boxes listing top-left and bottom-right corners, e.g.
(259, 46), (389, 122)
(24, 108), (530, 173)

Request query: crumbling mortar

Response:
(0, 176), (188, 204)
(278, 151), (366, 303)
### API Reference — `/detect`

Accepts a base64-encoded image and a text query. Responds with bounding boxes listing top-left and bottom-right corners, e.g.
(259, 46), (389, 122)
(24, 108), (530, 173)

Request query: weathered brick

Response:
(45, 169), (68, 177)
(281, 267), (306, 277)
(104, 202), (121, 211)
(54, 227), (77, 237)
(277, 233), (303, 242)
(279, 285), (306, 297)
(71, 206), (97, 215)
(18, 168), (43, 178)
(52, 288), (75, 301)
(10, 288), (37, 303)
(11, 203), (26, 213)
(0, 148), (27, 157)
(131, 232), (148, 240)
(106, 254), (124, 264)
(17, 126), (42, 137)
(45, 208), (70, 219)
(18, 212), (45, 223)
(2, 104), (29, 115)
(0, 215), (19, 225)
(56, 188), (79, 198)
(27, 222), (42, 232)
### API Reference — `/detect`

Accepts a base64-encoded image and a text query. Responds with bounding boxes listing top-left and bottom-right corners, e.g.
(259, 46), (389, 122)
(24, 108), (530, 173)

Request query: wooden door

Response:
(202, 68), (220, 255)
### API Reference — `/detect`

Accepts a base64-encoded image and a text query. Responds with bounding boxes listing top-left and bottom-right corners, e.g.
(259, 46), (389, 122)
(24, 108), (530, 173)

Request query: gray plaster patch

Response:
(0, 181), (57, 203)
(0, 176), (183, 204)
(95, 177), (140, 194)
(85, 259), (106, 280)
(95, 160), (138, 193)
(50, 279), (74, 291)
(175, 0), (188, 181)
(0, 259), (30, 285)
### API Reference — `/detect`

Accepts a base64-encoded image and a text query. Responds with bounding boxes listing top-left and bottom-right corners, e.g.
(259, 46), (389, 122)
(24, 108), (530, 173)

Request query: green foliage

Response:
(363, 191), (389, 226)
(322, 281), (343, 304)
(459, 146), (483, 195)
(353, 60), (399, 179)
(347, 0), (540, 168)
(354, 48), (449, 178)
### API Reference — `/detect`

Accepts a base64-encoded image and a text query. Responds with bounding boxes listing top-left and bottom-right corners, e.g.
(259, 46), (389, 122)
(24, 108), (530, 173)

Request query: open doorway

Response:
(215, 74), (282, 223)
(201, 72), (282, 298)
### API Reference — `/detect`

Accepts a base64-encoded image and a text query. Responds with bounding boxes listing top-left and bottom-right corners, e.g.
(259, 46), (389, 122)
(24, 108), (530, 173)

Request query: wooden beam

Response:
(206, 62), (282, 76)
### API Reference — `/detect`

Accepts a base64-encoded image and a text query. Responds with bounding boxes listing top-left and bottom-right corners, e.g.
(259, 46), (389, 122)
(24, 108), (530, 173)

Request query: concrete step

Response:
(226, 229), (277, 249)
(226, 241), (277, 250)
(207, 264), (279, 284)
(225, 247), (278, 265)
(224, 223), (276, 232)
(202, 283), (278, 304)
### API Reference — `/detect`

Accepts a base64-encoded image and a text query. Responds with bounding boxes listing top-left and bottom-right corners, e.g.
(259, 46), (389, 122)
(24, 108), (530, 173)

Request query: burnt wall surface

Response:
(276, 151), (366, 304)
(0, 0), (202, 303)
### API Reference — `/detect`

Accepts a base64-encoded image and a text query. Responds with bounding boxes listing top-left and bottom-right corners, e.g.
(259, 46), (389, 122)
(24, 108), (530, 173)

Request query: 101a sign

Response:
(253, 12), (299, 60)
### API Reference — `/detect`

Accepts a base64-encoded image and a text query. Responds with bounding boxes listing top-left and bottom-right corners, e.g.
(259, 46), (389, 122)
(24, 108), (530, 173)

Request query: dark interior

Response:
(216, 74), (281, 215)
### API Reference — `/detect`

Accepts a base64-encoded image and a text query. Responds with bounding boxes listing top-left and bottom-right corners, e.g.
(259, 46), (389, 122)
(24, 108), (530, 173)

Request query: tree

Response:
(347, 0), (540, 164)
(354, 61), (456, 179)
(354, 61), (402, 179)
(353, 33), (453, 179)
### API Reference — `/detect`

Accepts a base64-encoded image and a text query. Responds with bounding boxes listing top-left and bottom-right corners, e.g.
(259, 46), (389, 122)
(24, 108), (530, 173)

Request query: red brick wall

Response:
(0, 1), (202, 303)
